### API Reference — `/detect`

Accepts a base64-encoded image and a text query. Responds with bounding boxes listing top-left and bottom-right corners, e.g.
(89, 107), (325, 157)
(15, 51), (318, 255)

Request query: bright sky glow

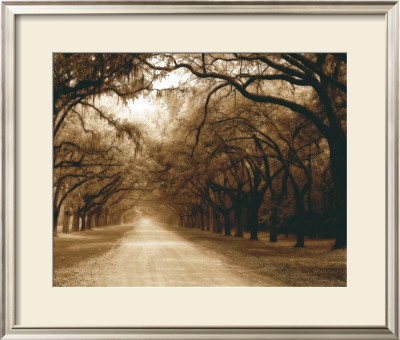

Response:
(127, 69), (190, 122)
(153, 69), (191, 90)
(127, 95), (155, 122)
(120, 69), (191, 142)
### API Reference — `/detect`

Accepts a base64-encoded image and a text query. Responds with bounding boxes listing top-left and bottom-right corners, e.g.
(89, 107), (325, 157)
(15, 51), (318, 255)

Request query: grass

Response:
(53, 225), (133, 273)
(161, 224), (346, 287)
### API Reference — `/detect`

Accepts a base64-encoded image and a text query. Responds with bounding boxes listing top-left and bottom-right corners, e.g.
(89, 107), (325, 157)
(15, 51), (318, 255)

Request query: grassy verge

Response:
(53, 225), (133, 272)
(162, 224), (346, 287)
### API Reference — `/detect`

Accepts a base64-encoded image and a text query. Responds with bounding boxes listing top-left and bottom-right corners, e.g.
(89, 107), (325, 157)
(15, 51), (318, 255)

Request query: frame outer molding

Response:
(1, 1), (399, 339)
(1, 2), (16, 339)
(387, 1), (400, 338)
(386, 1), (397, 336)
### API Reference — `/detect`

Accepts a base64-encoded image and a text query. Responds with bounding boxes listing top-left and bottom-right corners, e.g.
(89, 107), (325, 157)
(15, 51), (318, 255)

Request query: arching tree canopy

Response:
(53, 53), (347, 250)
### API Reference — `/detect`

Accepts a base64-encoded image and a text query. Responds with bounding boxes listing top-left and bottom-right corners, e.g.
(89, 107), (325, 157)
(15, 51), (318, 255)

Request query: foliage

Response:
(53, 53), (347, 250)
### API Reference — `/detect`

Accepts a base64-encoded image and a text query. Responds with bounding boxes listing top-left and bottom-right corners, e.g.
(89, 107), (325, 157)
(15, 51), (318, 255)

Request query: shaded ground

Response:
(53, 224), (133, 285)
(54, 219), (346, 287)
(162, 224), (346, 287)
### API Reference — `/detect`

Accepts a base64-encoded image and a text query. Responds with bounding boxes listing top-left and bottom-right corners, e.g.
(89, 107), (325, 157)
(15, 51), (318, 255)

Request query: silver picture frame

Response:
(1, 1), (399, 339)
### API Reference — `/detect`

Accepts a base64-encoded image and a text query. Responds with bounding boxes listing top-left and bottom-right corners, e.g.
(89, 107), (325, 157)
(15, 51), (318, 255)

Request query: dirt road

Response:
(55, 219), (280, 287)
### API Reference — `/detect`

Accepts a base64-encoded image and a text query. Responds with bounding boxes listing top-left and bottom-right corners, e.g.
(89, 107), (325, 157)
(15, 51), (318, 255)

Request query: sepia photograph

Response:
(53, 53), (347, 287)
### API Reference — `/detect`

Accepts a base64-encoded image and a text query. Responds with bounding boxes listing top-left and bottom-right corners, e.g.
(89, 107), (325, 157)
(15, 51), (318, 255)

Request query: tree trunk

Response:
(234, 204), (243, 237)
(62, 210), (70, 233)
(53, 209), (59, 235)
(80, 212), (86, 231)
(94, 213), (99, 228)
(94, 207), (102, 228)
(205, 206), (210, 231)
(100, 210), (107, 227)
(329, 136), (347, 248)
(248, 205), (258, 240)
(211, 211), (217, 232)
(270, 225), (277, 242)
(71, 211), (80, 232)
(269, 208), (278, 243)
(200, 210), (205, 231)
(215, 212), (222, 234)
(103, 208), (109, 226)
(294, 200), (305, 248)
(86, 213), (93, 230)
(222, 211), (231, 236)
(196, 212), (200, 229)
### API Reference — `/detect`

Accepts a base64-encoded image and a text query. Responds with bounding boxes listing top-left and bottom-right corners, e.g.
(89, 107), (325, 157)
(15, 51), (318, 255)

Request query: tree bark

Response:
(94, 207), (102, 227)
(205, 206), (210, 231)
(248, 205), (258, 240)
(103, 208), (109, 226)
(294, 200), (306, 248)
(196, 212), (200, 229)
(215, 212), (222, 234)
(53, 209), (59, 235)
(62, 210), (70, 233)
(71, 211), (80, 232)
(80, 211), (86, 231)
(234, 205), (243, 237)
(86, 213), (92, 230)
(329, 135), (347, 248)
(249, 219), (258, 240)
(200, 210), (205, 231)
(222, 211), (231, 236)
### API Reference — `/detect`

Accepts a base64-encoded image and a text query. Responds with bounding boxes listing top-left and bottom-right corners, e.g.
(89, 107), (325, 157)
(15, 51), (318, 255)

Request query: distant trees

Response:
(53, 111), (148, 233)
(53, 54), (153, 234)
(53, 53), (347, 250)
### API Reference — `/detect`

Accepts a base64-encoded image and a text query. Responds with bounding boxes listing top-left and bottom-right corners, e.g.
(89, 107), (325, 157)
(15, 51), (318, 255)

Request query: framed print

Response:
(1, 1), (399, 339)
